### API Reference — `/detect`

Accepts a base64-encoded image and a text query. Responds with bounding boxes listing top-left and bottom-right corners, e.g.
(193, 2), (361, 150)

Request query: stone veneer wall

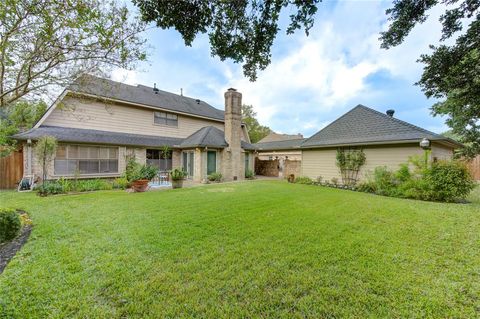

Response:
(283, 159), (301, 179)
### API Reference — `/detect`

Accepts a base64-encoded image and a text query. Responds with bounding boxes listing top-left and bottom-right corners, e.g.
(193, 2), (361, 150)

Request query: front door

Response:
(207, 151), (216, 175)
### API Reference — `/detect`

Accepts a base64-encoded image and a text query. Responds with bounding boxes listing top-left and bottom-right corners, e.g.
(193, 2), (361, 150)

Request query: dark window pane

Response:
(167, 119), (178, 126)
(54, 160), (68, 175)
(68, 160), (78, 174)
(109, 160), (118, 172)
(88, 161), (99, 174)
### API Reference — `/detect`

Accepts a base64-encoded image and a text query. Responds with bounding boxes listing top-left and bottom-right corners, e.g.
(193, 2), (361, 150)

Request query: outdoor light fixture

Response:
(420, 138), (431, 150)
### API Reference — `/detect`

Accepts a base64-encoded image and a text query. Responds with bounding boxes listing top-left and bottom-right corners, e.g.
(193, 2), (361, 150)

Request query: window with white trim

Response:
(154, 111), (178, 126)
(54, 145), (119, 175)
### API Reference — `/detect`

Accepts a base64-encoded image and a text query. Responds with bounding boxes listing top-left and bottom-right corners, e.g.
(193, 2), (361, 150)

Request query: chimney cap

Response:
(227, 88), (237, 92)
(386, 109), (395, 117)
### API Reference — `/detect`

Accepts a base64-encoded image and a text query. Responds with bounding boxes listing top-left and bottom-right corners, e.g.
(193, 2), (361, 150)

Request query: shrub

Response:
(245, 169), (255, 179)
(294, 176), (314, 184)
(0, 209), (21, 243)
(369, 166), (398, 196)
(171, 168), (187, 181)
(331, 177), (339, 186)
(113, 177), (129, 190)
(356, 181), (376, 193)
(423, 160), (475, 202)
(208, 172), (223, 182)
(36, 181), (65, 196)
(316, 176), (323, 184)
(75, 179), (113, 192)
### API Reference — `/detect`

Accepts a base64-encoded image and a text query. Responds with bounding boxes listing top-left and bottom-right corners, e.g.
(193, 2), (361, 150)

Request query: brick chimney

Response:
(223, 88), (242, 181)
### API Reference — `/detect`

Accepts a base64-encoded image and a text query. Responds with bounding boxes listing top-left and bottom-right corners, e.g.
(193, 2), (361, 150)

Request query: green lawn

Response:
(0, 181), (479, 318)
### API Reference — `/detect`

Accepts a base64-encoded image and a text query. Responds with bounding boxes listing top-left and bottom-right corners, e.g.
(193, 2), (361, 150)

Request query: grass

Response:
(0, 181), (479, 318)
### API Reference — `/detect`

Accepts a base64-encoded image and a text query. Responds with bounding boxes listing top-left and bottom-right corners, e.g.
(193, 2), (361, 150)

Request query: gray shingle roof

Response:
(177, 126), (255, 150)
(69, 74), (225, 121)
(13, 126), (183, 148)
(254, 138), (306, 151)
(179, 126), (228, 148)
(13, 125), (256, 151)
(301, 104), (461, 148)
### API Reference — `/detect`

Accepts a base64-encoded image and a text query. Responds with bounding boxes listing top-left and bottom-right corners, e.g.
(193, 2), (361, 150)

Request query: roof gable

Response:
(179, 126), (228, 148)
(68, 74), (225, 121)
(302, 104), (452, 148)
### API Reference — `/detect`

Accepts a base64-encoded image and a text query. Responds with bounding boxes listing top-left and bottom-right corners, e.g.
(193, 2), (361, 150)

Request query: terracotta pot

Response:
(131, 179), (149, 192)
(171, 179), (183, 189)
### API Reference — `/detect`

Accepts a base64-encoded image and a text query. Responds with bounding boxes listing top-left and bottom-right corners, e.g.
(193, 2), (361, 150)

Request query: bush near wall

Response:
(357, 159), (475, 202)
(35, 178), (119, 196)
(294, 158), (476, 203)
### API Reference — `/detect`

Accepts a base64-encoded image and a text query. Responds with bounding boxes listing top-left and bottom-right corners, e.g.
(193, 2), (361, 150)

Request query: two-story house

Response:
(14, 75), (255, 183)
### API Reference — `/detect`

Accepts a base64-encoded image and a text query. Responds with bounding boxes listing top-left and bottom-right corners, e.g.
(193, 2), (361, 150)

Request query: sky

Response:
(113, 0), (450, 138)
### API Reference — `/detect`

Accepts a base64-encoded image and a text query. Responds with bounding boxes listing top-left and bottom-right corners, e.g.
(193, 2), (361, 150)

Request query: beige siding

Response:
(301, 144), (425, 182)
(43, 96), (224, 138)
(431, 143), (453, 160)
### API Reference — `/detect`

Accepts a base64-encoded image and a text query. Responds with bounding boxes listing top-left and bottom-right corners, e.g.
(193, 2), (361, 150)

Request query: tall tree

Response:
(242, 104), (271, 143)
(0, 0), (147, 107)
(0, 99), (46, 156)
(133, 0), (320, 81)
(380, 0), (480, 157)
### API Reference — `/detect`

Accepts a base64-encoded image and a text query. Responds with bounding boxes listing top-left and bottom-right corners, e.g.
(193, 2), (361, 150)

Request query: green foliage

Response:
(0, 100), (47, 156)
(360, 159), (475, 202)
(207, 172), (223, 182)
(125, 158), (157, 182)
(241, 104), (271, 143)
(0, 0), (147, 107)
(245, 169), (255, 179)
(34, 136), (57, 183)
(170, 168), (187, 181)
(113, 177), (129, 190)
(336, 148), (366, 186)
(380, 1), (480, 157)
(133, 0), (319, 80)
(35, 181), (66, 196)
(424, 160), (475, 202)
(125, 158), (141, 183)
(36, 178), (115, 196)
(0, 209), (21, 243)
(294, 176), (314, 185)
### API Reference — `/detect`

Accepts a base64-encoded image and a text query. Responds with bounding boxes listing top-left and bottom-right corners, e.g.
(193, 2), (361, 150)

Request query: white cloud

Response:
(110, 1), (450, 135)
(222, 1), (447, 135)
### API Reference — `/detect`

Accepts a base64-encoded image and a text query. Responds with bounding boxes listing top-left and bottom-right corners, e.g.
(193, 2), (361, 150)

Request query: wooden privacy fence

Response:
(0, 150), (23, 189)
(467, 155), (480, 180)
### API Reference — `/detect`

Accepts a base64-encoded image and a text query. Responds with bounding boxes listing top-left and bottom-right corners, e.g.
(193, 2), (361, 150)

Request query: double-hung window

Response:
(154, 111), (178, 126)
(54, 145), (119, 175)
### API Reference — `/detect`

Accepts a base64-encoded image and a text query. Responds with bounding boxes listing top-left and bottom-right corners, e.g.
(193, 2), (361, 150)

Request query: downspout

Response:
(27, 139), (32, 176)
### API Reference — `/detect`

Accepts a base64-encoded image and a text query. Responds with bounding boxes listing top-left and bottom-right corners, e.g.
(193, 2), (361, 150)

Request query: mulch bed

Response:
(0, 225), (32, 274)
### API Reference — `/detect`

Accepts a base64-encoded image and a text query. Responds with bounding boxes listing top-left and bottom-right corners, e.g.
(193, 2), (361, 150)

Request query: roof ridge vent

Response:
(386, 109), (395, 117)
(153, 83), (159, 94)
(195, 99), (200, 104)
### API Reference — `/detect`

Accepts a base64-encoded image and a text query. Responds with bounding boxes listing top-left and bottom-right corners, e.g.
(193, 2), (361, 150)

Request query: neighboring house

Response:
(256, 104), (462, 182)
(13, 75), (255, 183)
(256, 132), (304, 161)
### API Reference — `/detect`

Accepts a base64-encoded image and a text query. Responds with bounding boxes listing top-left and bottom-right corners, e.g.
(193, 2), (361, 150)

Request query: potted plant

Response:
(126, 158), (158, 192)
(170, 168), (187, 189)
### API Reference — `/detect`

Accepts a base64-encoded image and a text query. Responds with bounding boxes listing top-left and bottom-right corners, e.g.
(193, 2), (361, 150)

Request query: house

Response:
(255, 104), (462, 182)
(13, 75), (255, 183)
(256, 132), (304, 161)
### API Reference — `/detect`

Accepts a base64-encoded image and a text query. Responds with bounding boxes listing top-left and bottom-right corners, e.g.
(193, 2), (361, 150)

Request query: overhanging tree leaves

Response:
(380, 0), (480, 157)
(133, 0), (320, 81)
(242, 104), (271, 143)
(0, 0), (147, 107)
(0, 99), (47, 156)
